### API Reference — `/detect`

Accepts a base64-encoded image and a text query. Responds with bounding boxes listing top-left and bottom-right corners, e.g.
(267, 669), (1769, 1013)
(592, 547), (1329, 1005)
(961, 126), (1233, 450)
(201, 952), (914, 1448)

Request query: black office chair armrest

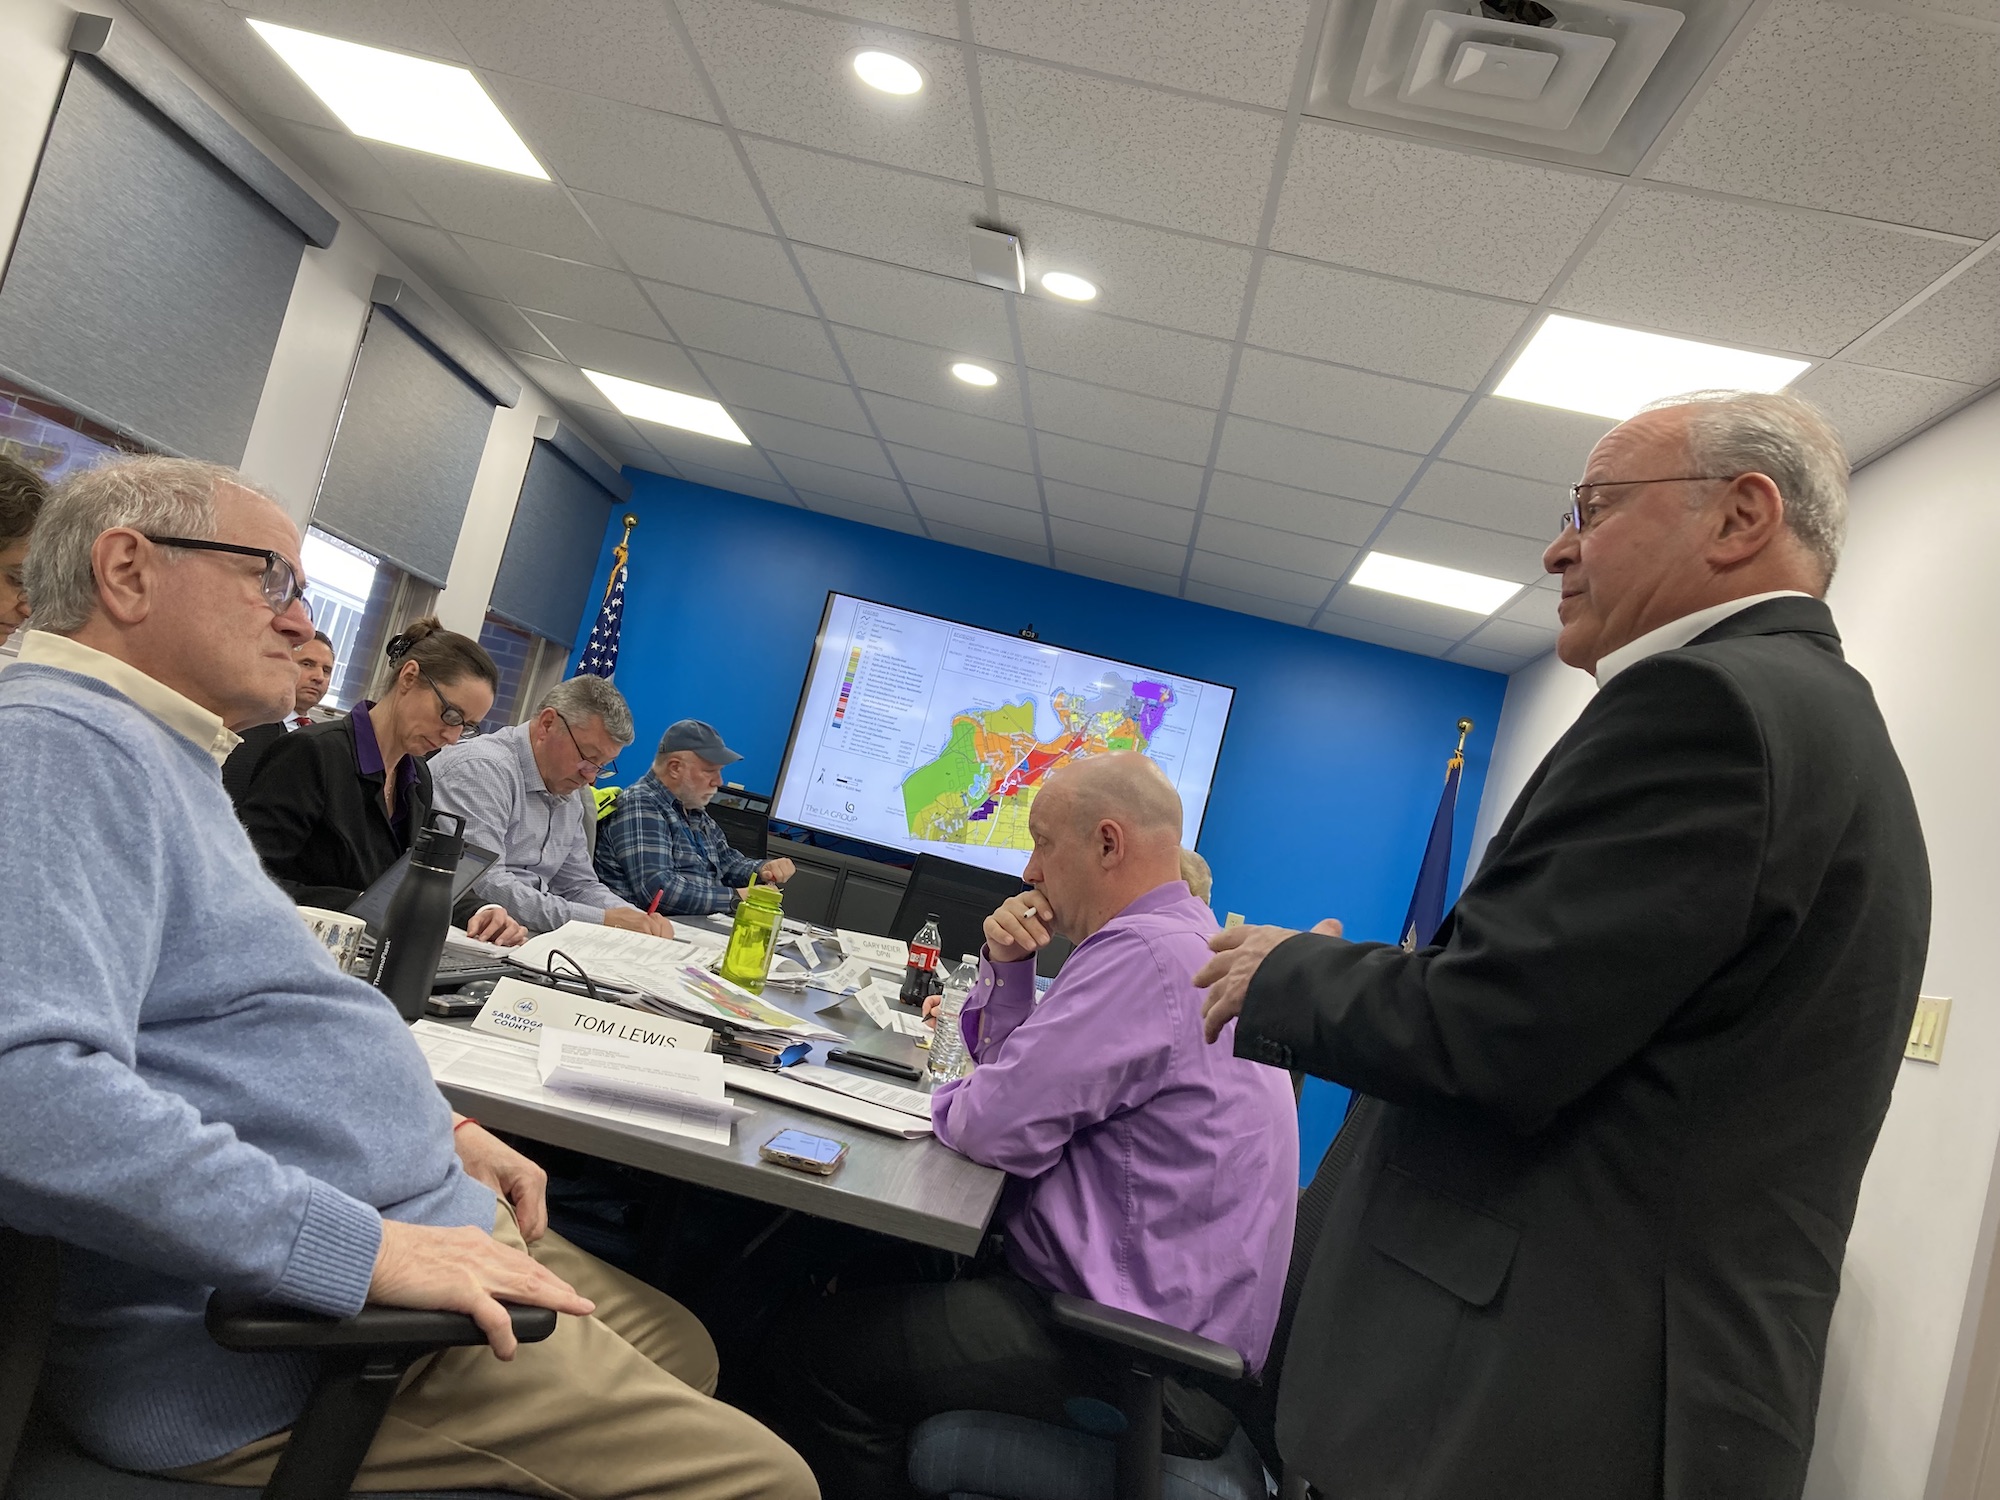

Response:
(1048, 1293), (1246, 1383)
(205, 1297), (557, 1354)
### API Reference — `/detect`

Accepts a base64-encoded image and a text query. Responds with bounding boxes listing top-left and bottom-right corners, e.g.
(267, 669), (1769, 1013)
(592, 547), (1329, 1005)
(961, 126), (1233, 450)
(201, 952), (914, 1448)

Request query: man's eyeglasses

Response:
(418, 667), (472, 730)
(555, 710), (618, 780)
(1557, 476), (1736, 537)
(144, 535), (306, 614)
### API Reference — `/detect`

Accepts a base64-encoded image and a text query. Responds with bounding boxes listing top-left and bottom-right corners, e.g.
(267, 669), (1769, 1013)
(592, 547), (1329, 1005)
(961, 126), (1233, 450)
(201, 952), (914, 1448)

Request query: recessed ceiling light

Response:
(950, 362), (998, 387)
(852, 50), (925, 95)
(1495, 314), (1812, 421)
(582, 370), (749, 444)
(248, 20), (547, 178)
(1040, 271), (1098, 302)
(1350, 552), (1520, 615)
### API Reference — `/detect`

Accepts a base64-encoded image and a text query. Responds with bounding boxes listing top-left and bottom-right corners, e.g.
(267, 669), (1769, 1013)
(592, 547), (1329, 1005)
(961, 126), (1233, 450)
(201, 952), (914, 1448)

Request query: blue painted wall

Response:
(573, 474), (1509, 1177)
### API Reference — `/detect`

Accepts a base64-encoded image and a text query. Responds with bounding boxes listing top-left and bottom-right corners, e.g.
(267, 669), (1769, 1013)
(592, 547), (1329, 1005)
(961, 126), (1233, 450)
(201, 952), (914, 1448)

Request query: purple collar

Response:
(350, 703), (422, 819)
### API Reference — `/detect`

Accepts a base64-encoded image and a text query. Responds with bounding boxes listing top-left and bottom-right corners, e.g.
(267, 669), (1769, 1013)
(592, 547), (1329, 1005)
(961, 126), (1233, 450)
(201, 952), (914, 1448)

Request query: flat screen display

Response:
(770, 593), (1235, 877)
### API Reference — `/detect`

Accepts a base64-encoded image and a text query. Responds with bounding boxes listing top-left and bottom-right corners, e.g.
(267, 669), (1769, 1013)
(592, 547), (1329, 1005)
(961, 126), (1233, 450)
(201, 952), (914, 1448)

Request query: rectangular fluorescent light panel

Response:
(1351, 551), (1521, 615)
(1496, 314), (1812, 421)
(583, 370), (749, 444)
(249, 19), (547, 178)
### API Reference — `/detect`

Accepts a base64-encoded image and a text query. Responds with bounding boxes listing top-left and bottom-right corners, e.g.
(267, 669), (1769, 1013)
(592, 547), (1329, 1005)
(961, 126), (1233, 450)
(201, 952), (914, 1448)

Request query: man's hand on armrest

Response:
(368, 1221), (594, 1359)
(603, 906), (675, 939)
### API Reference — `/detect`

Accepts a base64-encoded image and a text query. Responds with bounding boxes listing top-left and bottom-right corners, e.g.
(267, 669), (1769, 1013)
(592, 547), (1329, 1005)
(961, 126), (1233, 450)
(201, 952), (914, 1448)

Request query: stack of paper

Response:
(723, 1064), (933, 1138)
(537, 1028), (744, 1129)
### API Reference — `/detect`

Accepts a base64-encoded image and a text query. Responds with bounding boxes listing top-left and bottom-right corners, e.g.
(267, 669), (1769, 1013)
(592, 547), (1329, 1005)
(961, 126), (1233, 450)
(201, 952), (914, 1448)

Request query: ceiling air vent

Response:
(1307, 0), (1756, 173)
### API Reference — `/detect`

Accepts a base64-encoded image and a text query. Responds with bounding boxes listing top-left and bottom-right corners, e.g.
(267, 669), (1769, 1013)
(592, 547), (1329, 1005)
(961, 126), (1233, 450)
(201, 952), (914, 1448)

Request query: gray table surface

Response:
(436, 915), (1005, 1256)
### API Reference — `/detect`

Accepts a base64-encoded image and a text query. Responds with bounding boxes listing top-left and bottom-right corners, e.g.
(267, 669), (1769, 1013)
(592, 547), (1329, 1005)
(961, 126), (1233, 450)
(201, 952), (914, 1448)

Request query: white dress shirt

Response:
(1593, 591), (1812, 687)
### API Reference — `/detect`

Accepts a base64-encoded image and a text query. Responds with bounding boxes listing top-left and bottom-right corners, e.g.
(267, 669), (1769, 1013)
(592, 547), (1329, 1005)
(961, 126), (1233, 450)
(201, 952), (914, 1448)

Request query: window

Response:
(475, 611), (568, 735)
(0, 376), (138, 480)
(301, 526), (403, 712)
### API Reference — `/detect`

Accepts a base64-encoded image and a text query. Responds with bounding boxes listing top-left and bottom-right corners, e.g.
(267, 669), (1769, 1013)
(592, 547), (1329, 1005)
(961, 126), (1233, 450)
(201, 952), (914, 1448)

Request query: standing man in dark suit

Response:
(1195, 390), (1930, 1500)
(219, 629), (335, 804)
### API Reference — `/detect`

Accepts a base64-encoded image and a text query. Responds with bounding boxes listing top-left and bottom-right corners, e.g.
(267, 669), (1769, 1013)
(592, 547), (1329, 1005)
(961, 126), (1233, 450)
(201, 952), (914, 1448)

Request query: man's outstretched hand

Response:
(368, 1221), (595, 1358)
(1194, 918), (1343, 1045)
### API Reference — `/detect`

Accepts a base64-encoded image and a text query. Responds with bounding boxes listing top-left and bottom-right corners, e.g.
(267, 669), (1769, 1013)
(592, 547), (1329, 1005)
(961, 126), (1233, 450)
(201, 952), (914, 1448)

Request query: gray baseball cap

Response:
(659, 718), (742, 766)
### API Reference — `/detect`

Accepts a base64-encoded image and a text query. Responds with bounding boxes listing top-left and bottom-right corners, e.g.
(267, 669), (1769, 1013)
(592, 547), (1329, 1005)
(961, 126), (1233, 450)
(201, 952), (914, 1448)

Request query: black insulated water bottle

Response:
(369, 810), (464, 1022)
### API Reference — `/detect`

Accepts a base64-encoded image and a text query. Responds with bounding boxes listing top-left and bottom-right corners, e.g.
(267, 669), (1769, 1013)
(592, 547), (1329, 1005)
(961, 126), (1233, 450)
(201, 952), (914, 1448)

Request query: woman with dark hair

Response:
(237, 616), (525, 944)
(0, 454), (49, 647)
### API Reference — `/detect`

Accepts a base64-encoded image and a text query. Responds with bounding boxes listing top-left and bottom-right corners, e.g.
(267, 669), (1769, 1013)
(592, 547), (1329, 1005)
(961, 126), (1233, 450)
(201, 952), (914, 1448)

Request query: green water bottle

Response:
(720, 884), (784, 993)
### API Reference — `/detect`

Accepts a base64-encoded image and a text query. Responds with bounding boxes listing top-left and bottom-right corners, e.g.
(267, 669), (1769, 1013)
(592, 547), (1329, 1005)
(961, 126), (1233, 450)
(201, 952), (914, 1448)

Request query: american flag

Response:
(577, 530), (630, 679)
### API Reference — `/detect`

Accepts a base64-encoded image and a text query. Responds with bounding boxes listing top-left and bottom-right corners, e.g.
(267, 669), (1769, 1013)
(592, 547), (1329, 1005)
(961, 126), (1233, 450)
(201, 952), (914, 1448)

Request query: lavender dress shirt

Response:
(931, 880), (1298, 1371)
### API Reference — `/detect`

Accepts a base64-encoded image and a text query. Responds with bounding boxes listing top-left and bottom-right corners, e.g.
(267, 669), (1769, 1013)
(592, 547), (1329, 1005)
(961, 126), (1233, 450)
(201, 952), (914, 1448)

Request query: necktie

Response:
(294, 716), (311, 729)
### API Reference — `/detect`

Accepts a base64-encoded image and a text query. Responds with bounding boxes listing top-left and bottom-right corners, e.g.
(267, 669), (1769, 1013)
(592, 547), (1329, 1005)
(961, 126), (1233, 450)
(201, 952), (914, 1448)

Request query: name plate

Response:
(471, 978), (713, 1053)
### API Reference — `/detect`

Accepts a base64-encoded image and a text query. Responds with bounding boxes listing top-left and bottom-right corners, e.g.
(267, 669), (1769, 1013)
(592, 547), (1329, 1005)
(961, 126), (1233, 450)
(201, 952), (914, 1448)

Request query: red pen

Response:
(647, 890), (664, 917)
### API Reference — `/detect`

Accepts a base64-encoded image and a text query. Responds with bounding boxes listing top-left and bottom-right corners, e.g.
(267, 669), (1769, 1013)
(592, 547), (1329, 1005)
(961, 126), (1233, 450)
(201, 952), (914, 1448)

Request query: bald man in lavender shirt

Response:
(764, 755), (1297, 1500)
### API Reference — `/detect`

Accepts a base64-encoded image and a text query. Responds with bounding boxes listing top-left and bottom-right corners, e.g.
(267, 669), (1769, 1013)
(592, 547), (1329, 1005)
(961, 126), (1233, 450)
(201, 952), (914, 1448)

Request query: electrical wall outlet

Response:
(1224, 912), (1245, 929)
(1906, 995), (1952, 1065)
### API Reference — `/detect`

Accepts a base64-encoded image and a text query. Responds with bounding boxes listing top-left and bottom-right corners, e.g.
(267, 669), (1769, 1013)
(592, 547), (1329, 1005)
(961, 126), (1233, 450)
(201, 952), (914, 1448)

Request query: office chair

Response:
(907, 1095), (1381, 1500)
(707, 789), (772, 864)
(890, 855), (1030, 967)
(0, 1227), (553, 1500)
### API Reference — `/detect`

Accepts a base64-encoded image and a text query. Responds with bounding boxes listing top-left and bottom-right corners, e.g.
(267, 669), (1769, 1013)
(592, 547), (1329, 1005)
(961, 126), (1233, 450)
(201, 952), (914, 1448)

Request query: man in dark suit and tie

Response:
(1196, 390), (1930, 1500)
(220, 629), (335, 804)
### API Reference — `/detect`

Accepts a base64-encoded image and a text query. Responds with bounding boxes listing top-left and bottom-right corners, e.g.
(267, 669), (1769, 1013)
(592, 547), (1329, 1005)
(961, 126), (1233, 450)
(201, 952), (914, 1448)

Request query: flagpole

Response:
(1453, 717), (1472, 768)
(601, 514), (637, 607)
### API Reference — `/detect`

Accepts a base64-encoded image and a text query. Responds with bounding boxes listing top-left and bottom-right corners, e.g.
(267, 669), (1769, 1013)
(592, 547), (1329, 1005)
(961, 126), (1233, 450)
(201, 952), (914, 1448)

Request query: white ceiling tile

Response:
(971, 0), (1309, 108)
(693, 355), (873, 433)
(1052, 551), (1184, 597)
(261, 120), (430, 219)
(519, 312), (704, 389)
(795, 248), (1015, 362)
(911, 490), (1052, 546)
(1557, 192), (1968, 356)
(1215, 417), (1419, 504)
(1228, 349), (1465, 454)
(1272, 125), (1618, 300)
(1792, 362), (1980, 464)
(926, 522), (1052, 566)
(1321, 584), (1484, 641)
(1192, 515), (1356, 578)
(888, 446), (1044, 508)
(219, 0), (470, 55)
(1049, 519), (1190, 574)
(1846, 254), (2000, 388)
(1647, 0), (2000, 238)
(979, 55), (1283, 243)
(429, 0), (715, 118)
(1203, 471), (1385, 545)
(1466, 618), (1559, 658)
(1034, 433), (1206, 507)
(509, 351), (618, 412)
(454, 240), (663, 329)
(1313, 611), (1456, 658)
(1024, 374), (1214, 466)
(1900, 0), (2000, 17)
(791, 0), (959, 35)
(863, 394), (1035, 472)
(1369, 512), (1552, 583)
(1248, 257), (1529, 388)
(602, 441), (658, 472)
(451, 293), (560, 359)
(734, 412), (896, 477)
(368, 148), (617, 264)
(798, 492), (926, 535)
(834, 328), (1021, 418)
(1180, 580), (1317, 627)
(578, 194), (810, 312)
(359, 213), (504, 298)
(1404, 462), (1557, 542)
(486, 77), (767, 227)
(1450, 644), (1531, 673)
(770, 455), (908, 508)
(641, 282), (843, 380)
(1043, 483), (1196, 543)
(133, 0), (346, 129)
(674, 464), (799, 506)
(1015, 301), (1233, 406)
(1187, 552), (1329, 607)
(746, 140), (988, 277)
(1439, 399), (1614, 484)
(680, 0), (980, 179)
(996, 197), (1256, 340)
(1498, 586), (1560, 631)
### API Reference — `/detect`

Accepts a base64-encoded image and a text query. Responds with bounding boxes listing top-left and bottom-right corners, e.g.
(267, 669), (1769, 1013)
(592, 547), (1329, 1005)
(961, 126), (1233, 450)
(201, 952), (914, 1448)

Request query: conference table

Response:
(431, 914), (1006, 1256)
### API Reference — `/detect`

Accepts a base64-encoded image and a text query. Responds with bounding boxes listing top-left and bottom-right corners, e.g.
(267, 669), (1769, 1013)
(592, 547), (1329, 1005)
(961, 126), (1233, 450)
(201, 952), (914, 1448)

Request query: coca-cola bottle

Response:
(899, 913), (943, 1007)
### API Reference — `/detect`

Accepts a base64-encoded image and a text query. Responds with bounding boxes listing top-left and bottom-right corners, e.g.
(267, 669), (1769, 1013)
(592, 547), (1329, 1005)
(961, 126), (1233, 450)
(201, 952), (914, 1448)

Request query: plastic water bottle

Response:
(927, 956), (978, 1083)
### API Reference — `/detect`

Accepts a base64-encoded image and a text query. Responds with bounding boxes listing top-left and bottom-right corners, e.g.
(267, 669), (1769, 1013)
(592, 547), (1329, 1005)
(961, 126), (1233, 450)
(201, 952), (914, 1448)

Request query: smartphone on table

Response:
(759, 1128), (849, 1176)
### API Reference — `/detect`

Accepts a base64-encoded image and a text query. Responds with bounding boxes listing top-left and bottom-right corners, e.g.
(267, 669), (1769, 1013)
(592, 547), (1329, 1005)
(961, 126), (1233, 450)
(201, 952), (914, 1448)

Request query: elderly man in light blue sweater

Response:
(0, 457), (812, 1499)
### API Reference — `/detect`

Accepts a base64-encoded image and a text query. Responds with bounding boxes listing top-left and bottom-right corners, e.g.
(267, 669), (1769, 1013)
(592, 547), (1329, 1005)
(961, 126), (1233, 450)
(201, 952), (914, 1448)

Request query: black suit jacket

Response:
(219, 720), (287, 806)
(235, 713), (440, 912)
(1237, 598), (1929, 1500)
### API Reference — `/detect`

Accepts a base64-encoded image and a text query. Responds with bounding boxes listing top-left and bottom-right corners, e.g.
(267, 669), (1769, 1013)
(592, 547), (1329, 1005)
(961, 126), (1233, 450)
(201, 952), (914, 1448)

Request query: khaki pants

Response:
(170, 1207), (817, 1500)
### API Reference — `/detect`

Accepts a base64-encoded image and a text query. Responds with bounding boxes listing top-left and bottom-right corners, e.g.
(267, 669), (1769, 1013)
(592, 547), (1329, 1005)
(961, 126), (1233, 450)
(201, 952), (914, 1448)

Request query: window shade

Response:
(488, 421), (632, 646)
(308, 303), (500, 588)
(0, 55), (315, 460)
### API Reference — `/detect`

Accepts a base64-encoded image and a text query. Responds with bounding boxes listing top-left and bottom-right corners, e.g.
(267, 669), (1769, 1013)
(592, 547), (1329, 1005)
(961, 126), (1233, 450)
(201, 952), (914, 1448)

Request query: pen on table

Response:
(647, 889), (664, 916)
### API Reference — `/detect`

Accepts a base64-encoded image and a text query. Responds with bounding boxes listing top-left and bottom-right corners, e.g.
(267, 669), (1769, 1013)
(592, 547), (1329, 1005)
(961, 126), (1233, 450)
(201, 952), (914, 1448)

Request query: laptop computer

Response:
(347, 840), (500, 935)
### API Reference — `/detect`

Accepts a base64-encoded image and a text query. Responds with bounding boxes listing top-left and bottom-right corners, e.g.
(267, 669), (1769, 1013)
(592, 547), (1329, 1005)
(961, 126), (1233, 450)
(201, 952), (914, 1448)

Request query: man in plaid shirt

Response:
(595, 719), (795, 916)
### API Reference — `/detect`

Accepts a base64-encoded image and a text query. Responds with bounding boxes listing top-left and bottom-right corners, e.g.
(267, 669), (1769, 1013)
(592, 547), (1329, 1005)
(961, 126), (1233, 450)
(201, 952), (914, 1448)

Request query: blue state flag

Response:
(1399, 738), (1467, 950)
(577, 525), (631, 679)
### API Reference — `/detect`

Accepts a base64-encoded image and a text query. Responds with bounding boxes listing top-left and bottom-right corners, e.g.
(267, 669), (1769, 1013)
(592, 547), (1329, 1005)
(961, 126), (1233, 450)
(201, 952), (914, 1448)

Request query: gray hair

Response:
(23, 455), (252, 634)
(1643, 390), (1850, 584)
(538, 675), (634, 746)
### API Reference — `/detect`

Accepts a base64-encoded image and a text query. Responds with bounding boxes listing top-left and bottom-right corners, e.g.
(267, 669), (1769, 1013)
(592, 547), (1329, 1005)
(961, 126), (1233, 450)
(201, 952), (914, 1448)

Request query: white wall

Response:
(0, 0), (571, 636)
(1473, 387), (2000, 1499)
